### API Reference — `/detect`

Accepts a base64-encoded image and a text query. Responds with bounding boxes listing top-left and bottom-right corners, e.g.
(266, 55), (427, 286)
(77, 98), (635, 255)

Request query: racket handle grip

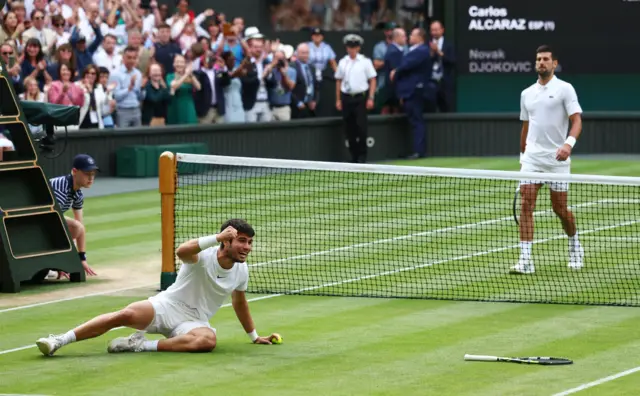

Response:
(464, 354), (498, 362)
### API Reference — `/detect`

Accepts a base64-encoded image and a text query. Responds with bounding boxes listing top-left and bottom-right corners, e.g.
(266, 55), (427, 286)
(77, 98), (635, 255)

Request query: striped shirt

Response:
(50, 174), (84, 212)
(307, 41), (336, 80)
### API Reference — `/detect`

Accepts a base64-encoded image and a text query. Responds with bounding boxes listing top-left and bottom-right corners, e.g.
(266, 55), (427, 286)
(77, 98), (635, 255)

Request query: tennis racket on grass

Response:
(513, 186), (520, 226)
(464, 354), (573, 365)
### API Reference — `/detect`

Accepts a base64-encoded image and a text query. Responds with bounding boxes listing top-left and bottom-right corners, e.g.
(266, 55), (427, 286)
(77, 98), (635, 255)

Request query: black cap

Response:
(311, 27), (323, 36)
(73, 154), (100, 172)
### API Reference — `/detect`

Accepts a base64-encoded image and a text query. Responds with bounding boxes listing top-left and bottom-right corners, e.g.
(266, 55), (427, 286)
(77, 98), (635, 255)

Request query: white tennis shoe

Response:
(568, 241), (584, 270)
(36, 334), (65, 356)
(107, 331), (147, 353)
(510, 257), (535, 274)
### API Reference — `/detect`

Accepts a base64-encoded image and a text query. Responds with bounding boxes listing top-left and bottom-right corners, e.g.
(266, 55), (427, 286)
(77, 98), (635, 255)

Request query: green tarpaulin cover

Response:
(20, 101), (80, 127)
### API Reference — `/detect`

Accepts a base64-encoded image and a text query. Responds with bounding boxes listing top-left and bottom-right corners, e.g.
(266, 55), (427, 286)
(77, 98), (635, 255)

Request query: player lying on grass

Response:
(36, 219), (280, 355)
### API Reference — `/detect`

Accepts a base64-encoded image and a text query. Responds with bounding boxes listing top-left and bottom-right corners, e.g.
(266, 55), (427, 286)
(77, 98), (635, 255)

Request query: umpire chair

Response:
(0, 61), (85, 292)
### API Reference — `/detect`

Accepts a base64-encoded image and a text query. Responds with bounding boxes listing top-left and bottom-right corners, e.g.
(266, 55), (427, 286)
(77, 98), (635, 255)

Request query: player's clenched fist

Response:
(217, 226), (238, 242)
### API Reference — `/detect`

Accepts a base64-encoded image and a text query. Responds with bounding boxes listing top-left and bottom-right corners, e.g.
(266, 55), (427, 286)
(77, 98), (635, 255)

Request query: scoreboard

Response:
(455, 1), (640, 74)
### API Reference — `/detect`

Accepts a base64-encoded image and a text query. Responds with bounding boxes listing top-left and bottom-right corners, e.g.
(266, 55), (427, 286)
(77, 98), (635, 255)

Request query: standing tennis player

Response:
(36, 219), (280, 356)
(510, 45), (584, 275)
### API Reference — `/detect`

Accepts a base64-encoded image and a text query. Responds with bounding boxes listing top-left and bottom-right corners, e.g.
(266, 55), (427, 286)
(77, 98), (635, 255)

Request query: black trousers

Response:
(291, 104), (316, 119)
(341, 92), (368, 163)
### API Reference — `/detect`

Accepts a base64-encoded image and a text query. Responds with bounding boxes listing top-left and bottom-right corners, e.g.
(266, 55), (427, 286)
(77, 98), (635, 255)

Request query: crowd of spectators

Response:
(268, 0), (424, 31)
(0, 0), (438, 136)
(0, 0), (338, 130)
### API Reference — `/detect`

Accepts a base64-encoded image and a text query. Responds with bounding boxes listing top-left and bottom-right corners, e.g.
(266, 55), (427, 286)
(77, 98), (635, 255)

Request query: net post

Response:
(159, 151), (177, 291)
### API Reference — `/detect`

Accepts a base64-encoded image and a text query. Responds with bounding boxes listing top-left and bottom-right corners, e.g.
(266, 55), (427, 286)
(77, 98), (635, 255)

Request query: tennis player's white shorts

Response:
(145, 296), (215, 339)
(520, 161), (570, 192)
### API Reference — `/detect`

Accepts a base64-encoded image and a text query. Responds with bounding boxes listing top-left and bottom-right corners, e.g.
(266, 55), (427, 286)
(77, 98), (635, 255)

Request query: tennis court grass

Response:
(0, 156), (638, 396)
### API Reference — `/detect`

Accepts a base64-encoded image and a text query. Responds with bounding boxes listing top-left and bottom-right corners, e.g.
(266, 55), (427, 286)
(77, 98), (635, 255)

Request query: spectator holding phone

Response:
(264, 45), (296, 121)
(194, 52), (225, 124)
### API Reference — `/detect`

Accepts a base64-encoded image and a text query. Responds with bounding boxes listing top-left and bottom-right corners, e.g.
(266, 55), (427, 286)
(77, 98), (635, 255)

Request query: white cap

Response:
(244, 26), (264, 40)
(278, 44), (294, 59)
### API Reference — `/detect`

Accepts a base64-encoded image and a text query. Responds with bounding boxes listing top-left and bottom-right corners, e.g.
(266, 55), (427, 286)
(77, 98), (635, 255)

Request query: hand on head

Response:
(218, 226), (237, 242)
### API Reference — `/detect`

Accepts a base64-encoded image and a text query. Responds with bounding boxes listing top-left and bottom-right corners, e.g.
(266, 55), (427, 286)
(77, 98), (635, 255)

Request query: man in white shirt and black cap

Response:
(334, 34), (377, 163)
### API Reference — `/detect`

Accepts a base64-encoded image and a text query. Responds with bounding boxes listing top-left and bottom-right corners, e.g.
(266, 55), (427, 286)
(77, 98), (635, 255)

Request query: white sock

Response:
(61, 330), (76, 345)
(569, 232), (580, 248)
(142, 340), (158, 352)
(520, 241), (532, 259)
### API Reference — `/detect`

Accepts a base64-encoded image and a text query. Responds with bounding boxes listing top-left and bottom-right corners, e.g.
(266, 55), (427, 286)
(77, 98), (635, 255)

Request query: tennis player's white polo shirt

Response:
(520, 75), (583, 168)
(146, 247), (249, 338)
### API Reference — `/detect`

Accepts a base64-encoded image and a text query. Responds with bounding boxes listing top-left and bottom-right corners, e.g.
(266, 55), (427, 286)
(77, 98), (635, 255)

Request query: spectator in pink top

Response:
(47, 63), (85, 107)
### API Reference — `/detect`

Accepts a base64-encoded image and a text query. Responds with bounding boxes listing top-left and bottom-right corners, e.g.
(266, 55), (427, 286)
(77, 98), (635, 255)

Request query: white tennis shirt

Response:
(520, 76), (582, 166)
(160, 246), (249, 320)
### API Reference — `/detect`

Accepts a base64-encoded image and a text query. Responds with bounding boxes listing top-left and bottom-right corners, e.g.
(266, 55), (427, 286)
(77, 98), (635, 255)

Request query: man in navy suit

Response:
(290, 43), (320, 119)
(428, 20), (456, 112)
(381, 28), (407, 115)
(194, 53), (227, 124)
(390, 28), (436, 159)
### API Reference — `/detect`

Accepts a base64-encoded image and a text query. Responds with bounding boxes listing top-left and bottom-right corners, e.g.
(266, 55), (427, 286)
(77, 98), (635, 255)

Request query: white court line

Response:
(580, 236), (640, 242)
(1, 216), (634, 357)
(551, 365), (640, 395)
(249, 198), (627, 268)
(1, 198), (634, 314)
(0, 294), (282, 356)
(281, 220), (639, 294)
(0, 285), (159, 314)
(0, 394), (52, 396)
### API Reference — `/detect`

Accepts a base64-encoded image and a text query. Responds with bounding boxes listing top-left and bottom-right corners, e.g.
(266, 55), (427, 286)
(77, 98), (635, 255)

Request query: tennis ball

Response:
(271, 333), (283, 344)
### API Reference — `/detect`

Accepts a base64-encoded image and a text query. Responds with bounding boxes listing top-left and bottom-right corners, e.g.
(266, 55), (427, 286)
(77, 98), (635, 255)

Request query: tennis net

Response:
(171, 153), (640, 306)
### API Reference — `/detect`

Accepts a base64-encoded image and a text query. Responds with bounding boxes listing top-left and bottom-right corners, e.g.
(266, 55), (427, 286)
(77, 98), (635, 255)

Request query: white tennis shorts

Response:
(145, 296), (215, 339)
(520, 161), (570, 192)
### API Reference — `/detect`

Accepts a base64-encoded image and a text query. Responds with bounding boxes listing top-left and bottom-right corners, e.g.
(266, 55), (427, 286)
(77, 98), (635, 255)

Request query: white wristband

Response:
(197, 234), (218, 250)
(248, 330), (259, 342)
(565, 136), (576, 148)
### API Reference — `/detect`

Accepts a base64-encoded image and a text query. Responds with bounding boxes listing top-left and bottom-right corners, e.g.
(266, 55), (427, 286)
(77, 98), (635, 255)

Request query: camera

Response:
(277, 59), (286, 69)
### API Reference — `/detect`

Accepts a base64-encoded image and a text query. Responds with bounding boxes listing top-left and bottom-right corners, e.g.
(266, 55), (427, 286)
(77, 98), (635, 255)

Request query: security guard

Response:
(335, 34), (377, 163)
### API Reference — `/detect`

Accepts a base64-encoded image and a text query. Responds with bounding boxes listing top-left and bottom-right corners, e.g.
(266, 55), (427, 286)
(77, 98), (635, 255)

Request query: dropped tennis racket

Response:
(464, 354), (573, 365)
(512, 186), (520, 226)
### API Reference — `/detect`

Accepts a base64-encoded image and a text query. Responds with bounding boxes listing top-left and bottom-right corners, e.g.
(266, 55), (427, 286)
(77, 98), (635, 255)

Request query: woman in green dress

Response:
(166, 54), (201, 125)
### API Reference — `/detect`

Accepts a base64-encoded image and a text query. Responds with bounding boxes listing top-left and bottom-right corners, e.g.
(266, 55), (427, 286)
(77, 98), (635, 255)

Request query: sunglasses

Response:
(1, 51), (13, 55)
(54, 23), (64, 27)
(33, 16), (44, 20)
